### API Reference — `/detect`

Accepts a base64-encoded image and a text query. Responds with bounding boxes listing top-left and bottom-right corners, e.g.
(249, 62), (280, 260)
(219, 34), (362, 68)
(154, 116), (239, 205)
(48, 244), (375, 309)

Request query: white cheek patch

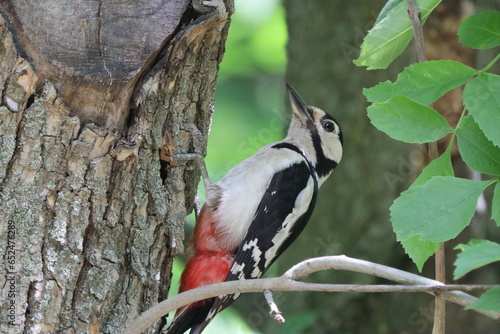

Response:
(320, 137), (342, 165)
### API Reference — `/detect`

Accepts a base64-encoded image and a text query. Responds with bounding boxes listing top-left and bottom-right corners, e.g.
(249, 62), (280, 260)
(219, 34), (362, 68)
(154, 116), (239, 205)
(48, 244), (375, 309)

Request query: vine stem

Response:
(407, 0), (427, 63)
(407, 1), (445, 333)
(122, 255), (500, 334)
(434, 244), (446, 334)
(481, 52), (500, 73)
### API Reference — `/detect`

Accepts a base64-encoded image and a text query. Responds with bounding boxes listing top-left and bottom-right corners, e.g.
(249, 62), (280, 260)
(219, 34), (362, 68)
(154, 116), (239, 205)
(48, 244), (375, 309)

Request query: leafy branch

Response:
(406, 1), (446, 332)
(122, 255), (499, 334)
(354, 0), (500, 318)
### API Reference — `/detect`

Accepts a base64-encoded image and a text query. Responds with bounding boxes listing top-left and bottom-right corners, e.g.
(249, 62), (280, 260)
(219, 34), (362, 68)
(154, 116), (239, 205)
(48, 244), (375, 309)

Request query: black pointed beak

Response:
(286, 83), (314, 124)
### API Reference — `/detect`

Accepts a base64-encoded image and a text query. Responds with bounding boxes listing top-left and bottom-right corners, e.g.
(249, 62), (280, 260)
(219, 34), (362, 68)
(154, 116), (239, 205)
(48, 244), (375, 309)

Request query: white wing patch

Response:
(264, 176), (316, 268)
(230, 238), (266, 279)
(230, 262), (246, 278)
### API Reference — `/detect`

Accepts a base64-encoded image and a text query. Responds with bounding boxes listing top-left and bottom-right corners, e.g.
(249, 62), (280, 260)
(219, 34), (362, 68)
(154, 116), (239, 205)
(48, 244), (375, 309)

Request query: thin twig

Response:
(433, 244), (446, 334)
(427, 142), (439, 161)
(407, 0), (427, 62)
(122, 255), (500, 334)
(407, 2), (445, 333)
(264, 289), (285, 324)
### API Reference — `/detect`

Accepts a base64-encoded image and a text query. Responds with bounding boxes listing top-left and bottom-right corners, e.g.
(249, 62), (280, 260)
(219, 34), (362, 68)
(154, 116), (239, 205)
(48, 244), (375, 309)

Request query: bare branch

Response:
(407, 0), (427, 63)
(264, 289), (285, 324)
(433, 244), (447, 334)
(122, 256), (500, 334)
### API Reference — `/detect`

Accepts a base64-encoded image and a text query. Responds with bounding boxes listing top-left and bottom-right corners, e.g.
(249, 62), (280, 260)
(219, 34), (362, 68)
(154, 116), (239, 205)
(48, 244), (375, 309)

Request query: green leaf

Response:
(400, 235), (441, 272)
(454, 239), (500, 279)
(398, 155), (462, 270)
(391, 176), (490, 243)
(456, 116), (500, 175)
(493, 182), (500, 227)
(458, 11), (500, 50)
(466, 287), (500, 312)
(353, 0), (442, 69)
(399, 148), (454, 270)
(375, 0), (404, 25)
(364, 60), (478, 104)
(412, 146), (453, 188)
(367, 96), (453, 143)
(463, 73), (500, 147)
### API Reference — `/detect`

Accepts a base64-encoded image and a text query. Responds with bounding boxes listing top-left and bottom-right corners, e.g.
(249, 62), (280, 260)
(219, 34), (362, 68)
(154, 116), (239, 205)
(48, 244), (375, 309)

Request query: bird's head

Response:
(285, 83), (343, 183)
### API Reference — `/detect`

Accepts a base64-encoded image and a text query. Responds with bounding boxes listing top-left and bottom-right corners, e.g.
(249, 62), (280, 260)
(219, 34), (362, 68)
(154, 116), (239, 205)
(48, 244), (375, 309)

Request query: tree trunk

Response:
(0, 1), (232, 333)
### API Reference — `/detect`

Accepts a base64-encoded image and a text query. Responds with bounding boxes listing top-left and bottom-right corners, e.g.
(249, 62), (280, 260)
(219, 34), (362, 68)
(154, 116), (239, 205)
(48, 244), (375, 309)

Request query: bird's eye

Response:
(322, 120), (335, 133)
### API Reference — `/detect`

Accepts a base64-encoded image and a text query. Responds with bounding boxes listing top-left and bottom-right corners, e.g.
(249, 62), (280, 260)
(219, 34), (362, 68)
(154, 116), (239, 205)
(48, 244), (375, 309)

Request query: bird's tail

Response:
(165, 301), (213, 334)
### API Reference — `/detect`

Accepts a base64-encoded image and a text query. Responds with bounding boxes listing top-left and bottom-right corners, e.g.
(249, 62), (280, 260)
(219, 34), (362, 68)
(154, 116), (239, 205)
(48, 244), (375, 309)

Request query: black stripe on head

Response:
(311, 114), (340, 178)
(324, 114), (343, 146)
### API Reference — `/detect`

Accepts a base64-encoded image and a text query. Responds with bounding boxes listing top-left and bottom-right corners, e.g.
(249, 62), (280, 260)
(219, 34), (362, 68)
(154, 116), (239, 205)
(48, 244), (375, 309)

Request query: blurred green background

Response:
(169, 1), (287, 333)
(170, 0), (500, 333)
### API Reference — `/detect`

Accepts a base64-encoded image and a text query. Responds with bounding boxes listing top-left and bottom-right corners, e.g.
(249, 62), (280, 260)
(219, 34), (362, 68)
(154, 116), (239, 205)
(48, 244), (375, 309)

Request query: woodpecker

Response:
(167, 84), (343, 334)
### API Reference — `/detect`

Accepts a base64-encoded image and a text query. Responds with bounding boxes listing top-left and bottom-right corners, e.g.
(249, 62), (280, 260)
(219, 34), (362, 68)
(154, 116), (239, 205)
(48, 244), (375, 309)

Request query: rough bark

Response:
(0, 1), (233, 333)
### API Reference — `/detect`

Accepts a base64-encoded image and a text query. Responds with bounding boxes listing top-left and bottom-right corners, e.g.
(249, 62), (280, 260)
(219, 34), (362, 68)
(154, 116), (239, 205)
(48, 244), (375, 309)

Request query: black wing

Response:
(201, 152), (319, 327)
(229, 160), (318, 279)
